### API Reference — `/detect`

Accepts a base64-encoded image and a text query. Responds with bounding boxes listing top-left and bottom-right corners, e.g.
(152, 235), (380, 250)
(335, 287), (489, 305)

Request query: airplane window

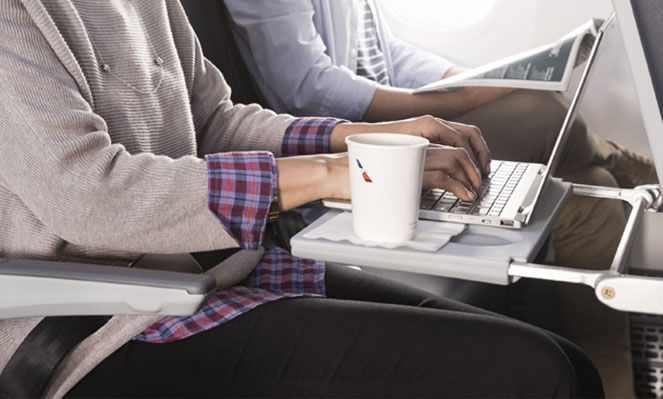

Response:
(381, 0), (498, 31)
(380, 0), (501, 49)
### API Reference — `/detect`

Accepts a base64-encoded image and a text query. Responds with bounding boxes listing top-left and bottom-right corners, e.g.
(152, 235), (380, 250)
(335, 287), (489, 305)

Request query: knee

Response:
(456, 90), (593, 166)
(560, 165), (619, 187)
(554, 166), (626, 268)
(556, 166), (626, 244)
(482, 321), (583, 397)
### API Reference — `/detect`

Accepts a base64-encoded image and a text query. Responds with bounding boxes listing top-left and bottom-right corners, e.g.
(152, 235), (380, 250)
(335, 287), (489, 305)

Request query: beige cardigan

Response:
(0, 0), (296, 396)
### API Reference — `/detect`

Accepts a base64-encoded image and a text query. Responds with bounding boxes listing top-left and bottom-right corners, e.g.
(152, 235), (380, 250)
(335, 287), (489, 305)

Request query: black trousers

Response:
(69, 264), (603, 398)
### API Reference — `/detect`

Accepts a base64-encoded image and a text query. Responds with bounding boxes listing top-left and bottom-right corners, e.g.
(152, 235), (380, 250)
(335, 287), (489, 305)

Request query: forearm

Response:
(361, 85), (515, 123)
(275, 155), (348, 211)
(330, 117), (466, 153)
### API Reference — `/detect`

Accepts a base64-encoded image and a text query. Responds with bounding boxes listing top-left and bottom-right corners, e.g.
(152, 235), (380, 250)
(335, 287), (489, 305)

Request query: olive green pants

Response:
(456, 90), (632, 398)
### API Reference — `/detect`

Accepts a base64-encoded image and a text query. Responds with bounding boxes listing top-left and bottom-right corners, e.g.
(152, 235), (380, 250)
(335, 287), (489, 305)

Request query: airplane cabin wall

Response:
(381, 0), (652, 157)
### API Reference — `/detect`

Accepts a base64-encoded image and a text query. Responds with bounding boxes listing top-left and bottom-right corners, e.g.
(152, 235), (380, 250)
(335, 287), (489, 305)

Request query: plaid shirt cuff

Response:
(135, 247), (325, 343)
(281, 117), (346, 157)
(205, 152), (277, 250)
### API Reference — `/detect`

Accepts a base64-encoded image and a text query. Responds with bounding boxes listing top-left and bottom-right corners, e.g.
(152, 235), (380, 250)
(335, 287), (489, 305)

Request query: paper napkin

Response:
(303, 212), (466, 252)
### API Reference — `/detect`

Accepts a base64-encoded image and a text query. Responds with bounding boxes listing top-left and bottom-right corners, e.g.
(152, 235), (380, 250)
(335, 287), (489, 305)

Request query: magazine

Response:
(413, 19), (602, 94)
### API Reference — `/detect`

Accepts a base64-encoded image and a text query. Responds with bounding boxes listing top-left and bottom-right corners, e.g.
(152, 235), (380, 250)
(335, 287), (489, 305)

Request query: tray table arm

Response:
(509, 183), (663, 314)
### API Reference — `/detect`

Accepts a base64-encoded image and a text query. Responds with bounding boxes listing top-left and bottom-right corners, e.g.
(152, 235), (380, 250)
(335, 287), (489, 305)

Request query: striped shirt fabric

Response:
(355, 0), (390, 85)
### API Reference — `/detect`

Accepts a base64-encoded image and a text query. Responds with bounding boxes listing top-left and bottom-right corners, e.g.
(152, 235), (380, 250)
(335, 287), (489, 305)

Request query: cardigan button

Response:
(101, 63), (111, 73)
(155, 57), (164, 66)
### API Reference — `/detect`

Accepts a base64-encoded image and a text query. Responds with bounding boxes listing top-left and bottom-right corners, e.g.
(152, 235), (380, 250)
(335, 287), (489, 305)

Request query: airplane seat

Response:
(0, 257), (219, 397)
(179, 0), (263, 107)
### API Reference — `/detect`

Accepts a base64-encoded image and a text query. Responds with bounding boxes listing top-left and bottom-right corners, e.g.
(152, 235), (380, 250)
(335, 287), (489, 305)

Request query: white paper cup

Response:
(346, 133), (428, 243)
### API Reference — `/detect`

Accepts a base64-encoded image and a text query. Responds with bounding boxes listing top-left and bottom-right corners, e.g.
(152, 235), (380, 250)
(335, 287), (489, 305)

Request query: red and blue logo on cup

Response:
(356, 159), (373, 183)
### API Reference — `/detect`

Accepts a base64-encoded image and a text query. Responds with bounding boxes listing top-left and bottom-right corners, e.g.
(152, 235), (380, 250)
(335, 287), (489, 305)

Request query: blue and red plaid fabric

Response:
(205, 151), (277, 250)
(281, 117), (342, 156)
(135, 247), (325, 343)
(136, 117), (339, 343)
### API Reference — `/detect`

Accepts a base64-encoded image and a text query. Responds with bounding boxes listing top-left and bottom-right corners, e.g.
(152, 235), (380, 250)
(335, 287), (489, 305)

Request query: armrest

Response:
(0, 258), (217, 319)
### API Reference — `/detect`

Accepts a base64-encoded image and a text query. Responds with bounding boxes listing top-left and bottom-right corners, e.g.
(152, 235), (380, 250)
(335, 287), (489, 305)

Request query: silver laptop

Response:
(324, 159), (545, 228)
(324, 15), (613, 229)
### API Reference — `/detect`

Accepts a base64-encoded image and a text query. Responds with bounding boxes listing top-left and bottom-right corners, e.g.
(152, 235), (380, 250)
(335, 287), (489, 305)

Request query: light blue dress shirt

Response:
(225, 0), (454, 121)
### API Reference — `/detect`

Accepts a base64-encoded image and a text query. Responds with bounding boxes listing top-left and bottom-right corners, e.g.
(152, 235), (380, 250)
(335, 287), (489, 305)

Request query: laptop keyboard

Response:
(420, 161), (528, 217)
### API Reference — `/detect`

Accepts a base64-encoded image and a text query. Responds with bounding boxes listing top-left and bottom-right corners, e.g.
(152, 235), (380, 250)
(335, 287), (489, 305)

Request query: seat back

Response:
(180, 0), (263, 106)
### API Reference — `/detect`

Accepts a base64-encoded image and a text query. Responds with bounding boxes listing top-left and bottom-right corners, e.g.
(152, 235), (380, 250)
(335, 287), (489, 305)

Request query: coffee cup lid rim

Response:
(345, 133), (429, 149)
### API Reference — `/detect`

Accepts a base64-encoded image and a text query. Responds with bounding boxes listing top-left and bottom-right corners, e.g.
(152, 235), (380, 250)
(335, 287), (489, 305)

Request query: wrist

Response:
(330, 123), (353, 152)
(456, 86), (516, 112)
(329, 121), (411, 152)
(320, 154), (350, 200)
(275, 156), (334, 211)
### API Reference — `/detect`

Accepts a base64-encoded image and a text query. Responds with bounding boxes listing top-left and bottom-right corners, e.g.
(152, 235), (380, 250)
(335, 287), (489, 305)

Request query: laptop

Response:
(323, 15), (614, 229)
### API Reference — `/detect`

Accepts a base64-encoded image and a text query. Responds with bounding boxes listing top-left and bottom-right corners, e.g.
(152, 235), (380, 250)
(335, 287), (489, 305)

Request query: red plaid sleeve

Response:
(281, 117), (346, 157)
(205, 152), (277, 250)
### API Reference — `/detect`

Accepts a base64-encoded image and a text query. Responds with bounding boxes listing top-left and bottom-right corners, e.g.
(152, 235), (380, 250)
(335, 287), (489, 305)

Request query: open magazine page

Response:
(414, 19), (600, 93)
